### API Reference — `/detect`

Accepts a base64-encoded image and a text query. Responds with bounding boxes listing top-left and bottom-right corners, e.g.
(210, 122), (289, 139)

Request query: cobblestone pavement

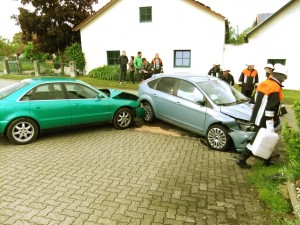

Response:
(1, 78), (292, 224)
(1, 122), (274, 225)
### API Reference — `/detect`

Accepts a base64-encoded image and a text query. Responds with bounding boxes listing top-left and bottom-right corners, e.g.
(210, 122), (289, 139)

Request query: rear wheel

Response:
(7, 118), (39, 144)
(206, 124), (229, 151)
(113, 108), (133, 129)
(142, 102), (155, 123)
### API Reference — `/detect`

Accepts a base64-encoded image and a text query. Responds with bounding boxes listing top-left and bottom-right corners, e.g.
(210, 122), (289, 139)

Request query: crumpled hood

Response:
(220, 103), (252, 121)
(108, 89), (123, 98)
(104, 89), (138, 100)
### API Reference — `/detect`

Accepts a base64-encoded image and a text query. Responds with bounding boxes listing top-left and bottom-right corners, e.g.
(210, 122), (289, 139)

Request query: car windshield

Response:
(0, 81), (29, 99)
(196, 80), (248, 105)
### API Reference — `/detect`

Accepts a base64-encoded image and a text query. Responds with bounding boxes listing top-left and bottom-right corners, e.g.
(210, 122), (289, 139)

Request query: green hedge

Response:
(282, 101), (300, 180)
(88, 65), (120, 80)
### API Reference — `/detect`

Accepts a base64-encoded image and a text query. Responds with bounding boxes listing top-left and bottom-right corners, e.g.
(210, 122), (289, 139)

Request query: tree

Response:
(0, 37), (11, 57)
(23, 42), (45, 61)
(225, 20), (252, 45)
(13, 0), (98, 74)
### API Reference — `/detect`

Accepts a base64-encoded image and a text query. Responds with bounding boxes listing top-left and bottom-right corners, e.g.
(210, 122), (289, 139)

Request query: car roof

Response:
(21, 77), (79, 85)
(151, 73), (219, 83)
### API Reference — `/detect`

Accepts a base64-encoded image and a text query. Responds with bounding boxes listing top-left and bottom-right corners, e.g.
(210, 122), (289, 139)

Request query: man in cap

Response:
(219, 67), (235, 86)
(264, 63), (274, 79)
(236, 64), (288, 169)
(238, 63), (259, 98)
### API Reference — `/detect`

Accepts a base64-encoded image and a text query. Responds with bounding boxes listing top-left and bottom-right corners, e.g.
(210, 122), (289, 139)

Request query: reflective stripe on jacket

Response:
(251, 76), (283, 127)
(238, 69), (259, 90)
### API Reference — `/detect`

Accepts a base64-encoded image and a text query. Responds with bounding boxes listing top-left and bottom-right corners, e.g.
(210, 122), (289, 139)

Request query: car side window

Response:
(177, 80), (203, 102)
(21, 83), (64, 101)
(156, 78), (177, 95)
(65, 83), (98, 99)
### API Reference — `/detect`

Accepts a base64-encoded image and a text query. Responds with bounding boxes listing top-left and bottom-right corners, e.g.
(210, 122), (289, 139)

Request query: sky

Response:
(0, 0), (290, 41)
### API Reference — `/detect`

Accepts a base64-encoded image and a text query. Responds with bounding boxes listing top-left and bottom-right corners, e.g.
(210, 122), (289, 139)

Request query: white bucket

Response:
(250, 128), (280, 159)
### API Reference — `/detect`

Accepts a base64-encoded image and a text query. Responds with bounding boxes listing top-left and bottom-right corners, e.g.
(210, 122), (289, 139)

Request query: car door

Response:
(171, 80), (207, 134)
(28, 83), (72, 129)
(152, 78), (179, 122)
(65, 83), (111, 125)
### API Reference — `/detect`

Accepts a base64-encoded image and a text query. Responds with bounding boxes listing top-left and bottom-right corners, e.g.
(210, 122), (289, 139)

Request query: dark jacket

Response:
(238, 68), (259, 91)
(219, 73), (235, 86)
(141, 61), (153, 79)
(208, 66), (221, 77)
(118, 55), (128, 66)
(141, 61), (153, 73)
(250, 76), (282, 128)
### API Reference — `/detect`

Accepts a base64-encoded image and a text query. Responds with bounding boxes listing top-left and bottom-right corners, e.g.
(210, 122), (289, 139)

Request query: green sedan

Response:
(0, 77), (143, 144)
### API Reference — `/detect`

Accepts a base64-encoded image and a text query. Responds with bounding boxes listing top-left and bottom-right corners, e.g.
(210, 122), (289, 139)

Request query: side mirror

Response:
(194, 96), (205, 105)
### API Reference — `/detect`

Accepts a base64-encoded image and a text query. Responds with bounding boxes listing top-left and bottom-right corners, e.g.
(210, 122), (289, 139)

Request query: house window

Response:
(267, 59), (286, 66)
(140, 7), (152, 22)
(174, 50), (191, 67)
(107, 51), (120, 65)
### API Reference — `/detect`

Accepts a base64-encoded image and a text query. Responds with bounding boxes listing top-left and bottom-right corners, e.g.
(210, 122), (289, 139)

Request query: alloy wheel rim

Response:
(144, 105), (152, 121)
(207, 128), (226, 149)
(117, 112), (131, 127)
(12, 122), (35, 143)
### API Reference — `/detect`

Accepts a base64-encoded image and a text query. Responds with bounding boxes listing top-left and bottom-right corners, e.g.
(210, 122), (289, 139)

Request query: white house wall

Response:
(242, 1), (300, 90)
(80, 0), (225, 75)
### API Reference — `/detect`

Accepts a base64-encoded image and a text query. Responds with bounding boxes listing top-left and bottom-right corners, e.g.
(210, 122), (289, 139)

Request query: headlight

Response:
(236, 119), (255, 132)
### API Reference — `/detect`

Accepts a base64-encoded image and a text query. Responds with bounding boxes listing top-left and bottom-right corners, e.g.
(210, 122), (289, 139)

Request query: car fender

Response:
(203, 108), (237, 132)
(139, 94), (158, 115)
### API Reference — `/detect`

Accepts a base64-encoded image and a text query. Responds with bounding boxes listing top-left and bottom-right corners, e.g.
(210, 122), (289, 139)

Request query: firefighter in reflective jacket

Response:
(236, 64), (288, 169)
(238, 64), (259, 98)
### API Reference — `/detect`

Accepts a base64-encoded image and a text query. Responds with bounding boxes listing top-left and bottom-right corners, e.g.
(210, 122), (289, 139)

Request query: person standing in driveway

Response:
(118, 51), (128, 84)
(134, 51), (143, 83)
(238, 63), (259, 98)
(236, 64), (288, 169)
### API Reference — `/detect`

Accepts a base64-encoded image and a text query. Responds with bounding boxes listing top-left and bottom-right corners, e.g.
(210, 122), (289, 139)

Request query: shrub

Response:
(65, 43), (86, 72)
(282, 101), (300, 180)
(88, 65), (120, 80)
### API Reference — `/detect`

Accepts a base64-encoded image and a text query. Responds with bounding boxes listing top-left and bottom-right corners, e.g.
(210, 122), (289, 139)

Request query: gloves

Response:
(266, 120), (274, 132)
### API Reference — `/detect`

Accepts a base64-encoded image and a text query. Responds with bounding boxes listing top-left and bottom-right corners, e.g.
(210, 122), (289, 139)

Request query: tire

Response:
(7, 118), (39, 145)
(113, 108), (133, 129)
(142, 102), (155, 123)
(206, 124), (230, 151)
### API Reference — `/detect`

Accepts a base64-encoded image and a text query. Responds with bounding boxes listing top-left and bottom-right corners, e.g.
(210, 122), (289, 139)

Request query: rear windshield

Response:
(0, 81), (28, 99)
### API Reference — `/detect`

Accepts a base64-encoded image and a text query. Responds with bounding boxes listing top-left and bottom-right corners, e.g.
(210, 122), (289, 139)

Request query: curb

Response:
(287, 181), (300, 219)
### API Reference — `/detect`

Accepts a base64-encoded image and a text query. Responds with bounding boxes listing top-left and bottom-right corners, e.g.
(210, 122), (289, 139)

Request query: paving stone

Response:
(0, 126), (276, 224)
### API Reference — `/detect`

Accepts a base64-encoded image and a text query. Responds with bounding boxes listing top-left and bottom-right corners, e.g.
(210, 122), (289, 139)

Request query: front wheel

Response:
(142, 102), (155, 123)
(113, 108), (133, 129)
(7, 118), (39, 144)
(206, 124), (230, 151)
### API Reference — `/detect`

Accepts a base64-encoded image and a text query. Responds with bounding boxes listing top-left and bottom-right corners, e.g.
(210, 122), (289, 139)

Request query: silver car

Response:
(138, 74), (255, 152)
